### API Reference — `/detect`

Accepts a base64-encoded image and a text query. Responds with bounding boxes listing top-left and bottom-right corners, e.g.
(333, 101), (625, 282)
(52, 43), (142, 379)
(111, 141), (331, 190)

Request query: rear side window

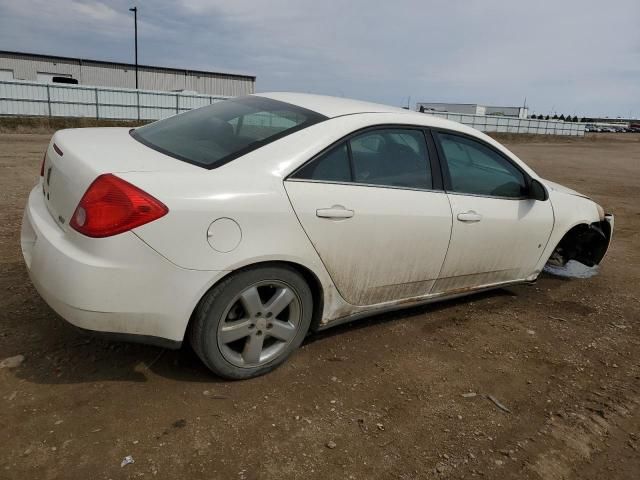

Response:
(293, 143), (351, 182)
(350, 129), (431, 189)
(437, 133), (527, 198)
(292, 128), (432, 190)
(131, 96), (326, 169)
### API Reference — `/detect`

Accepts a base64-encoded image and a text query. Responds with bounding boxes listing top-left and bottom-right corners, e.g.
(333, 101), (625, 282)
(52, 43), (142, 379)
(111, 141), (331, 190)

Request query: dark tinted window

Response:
(293, 143), (351, 182)
(437, 133), (526, 198)
(293, 128), (432, 189)
(349, 129), (431, 189)
(52, 76), (78, 84)
(131, 96), (326, 169)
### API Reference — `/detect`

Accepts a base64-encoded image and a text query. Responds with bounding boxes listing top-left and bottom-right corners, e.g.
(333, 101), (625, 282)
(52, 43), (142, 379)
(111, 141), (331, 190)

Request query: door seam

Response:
(281, 180), (356, 306)
(431, 192), (455, 293)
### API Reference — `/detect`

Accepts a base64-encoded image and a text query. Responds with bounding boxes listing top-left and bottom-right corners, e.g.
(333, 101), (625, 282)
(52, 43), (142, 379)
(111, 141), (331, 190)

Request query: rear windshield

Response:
(131, 96), (327, 169)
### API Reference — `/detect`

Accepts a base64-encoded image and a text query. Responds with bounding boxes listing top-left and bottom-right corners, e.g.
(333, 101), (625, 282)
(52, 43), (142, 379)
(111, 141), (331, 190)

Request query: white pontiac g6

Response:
(21, 93), (613, 378)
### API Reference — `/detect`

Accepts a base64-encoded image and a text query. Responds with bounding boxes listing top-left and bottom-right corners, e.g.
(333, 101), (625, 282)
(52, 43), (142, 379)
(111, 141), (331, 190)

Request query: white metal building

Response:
(417, 103), (486, 116)
(417, 102), (528, 119)
(0, 50), (255, 96)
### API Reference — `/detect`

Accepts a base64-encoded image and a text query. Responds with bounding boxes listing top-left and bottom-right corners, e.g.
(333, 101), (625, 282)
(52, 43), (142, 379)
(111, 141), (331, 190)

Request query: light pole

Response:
(129, 6), (138, 89)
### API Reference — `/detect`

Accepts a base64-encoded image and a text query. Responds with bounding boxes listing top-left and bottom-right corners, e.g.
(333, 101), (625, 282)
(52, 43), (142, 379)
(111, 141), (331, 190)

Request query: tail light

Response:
(70, 174), (168, 238)
(40, 152), (46, 176)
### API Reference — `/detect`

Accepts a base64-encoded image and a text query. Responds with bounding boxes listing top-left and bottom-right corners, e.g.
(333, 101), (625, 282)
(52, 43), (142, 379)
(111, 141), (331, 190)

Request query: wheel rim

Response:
(216, 280), (302, 368)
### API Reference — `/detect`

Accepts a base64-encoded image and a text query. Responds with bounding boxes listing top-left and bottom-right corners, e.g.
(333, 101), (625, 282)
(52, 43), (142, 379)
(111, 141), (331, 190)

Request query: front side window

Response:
(131, 96), (326, 169)
(437, 133), (527, 198)
(292, 128), (432, 190)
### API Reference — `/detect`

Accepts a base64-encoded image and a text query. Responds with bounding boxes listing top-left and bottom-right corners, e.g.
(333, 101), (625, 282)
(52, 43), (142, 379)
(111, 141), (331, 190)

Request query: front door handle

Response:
(316, 205), (354, 219)
(457, 210), (482, 222)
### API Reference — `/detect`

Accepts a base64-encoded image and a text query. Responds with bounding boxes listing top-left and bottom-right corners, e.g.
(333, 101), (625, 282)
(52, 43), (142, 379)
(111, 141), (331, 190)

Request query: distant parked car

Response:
(21, 93), (614, 378)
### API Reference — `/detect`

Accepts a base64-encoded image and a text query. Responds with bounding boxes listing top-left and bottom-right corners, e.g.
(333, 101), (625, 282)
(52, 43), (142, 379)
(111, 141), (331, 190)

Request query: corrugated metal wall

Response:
(0, 79), (227, 120)
(426, 111), (586, 136)
(0, 52), (255, 96)
(418, 103), (529, 119)
(418, 103), (482, 115)
(484, 106), (522, 117)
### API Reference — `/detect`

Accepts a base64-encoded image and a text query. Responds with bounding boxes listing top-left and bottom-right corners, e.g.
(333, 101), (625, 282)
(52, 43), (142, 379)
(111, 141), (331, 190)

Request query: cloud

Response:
(1, 0), (129, 35)
(0, 0), (638, 116)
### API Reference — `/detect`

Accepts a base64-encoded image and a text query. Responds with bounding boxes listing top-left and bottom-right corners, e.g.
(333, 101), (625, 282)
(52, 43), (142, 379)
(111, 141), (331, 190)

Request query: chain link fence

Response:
(424, 111), (586, 136)
(0, 79), (227, 121)
(1, 79), (587, 136)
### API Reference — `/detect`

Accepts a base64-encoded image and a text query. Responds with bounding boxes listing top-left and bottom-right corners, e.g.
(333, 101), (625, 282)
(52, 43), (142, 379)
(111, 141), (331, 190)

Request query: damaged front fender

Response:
(546, 214), (614, 269)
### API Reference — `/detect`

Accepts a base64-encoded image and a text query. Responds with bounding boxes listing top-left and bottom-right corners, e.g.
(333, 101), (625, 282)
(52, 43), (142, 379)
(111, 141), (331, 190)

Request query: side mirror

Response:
(528, 179), (548, 201)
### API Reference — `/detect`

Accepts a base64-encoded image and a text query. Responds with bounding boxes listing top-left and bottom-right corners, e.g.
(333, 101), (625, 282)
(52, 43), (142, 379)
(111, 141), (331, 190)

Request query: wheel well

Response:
(281, 261), (325, 332)
(186, 260), (325, 340)
(547, 221), (611, 268)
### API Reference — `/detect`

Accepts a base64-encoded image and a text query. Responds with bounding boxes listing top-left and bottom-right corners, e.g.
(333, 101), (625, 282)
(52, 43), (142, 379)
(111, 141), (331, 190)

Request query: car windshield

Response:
(131, 96), (327, 169)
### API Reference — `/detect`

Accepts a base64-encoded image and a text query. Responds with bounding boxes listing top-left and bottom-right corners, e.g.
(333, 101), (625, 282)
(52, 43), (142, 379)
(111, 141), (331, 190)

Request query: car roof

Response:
(253, 92), (471, 133)
(252, 92), (533, 172)
(255, 92), (407, 118)
(257, 93), (541, 177)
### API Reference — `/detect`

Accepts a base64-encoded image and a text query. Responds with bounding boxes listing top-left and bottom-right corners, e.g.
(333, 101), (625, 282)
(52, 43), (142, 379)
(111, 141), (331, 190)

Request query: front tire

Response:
(189, 265), (313, 379)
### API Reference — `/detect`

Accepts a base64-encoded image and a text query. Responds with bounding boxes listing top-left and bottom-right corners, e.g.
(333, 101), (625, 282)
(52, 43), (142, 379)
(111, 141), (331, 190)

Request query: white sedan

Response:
(21, 93), (613, 379)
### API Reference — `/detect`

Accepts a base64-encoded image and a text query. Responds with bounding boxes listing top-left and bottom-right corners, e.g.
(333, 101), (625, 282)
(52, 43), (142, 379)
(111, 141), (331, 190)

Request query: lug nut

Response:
(267, 323), (273, 329)
(249, 323), (255, 329)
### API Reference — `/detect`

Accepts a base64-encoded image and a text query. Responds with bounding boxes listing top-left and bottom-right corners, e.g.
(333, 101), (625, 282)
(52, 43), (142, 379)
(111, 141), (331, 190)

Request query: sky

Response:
(0, 0), (638, 118)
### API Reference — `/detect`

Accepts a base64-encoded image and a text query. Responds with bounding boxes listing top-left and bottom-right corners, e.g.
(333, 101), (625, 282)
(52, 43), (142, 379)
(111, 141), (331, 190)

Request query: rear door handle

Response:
(457, 210), (482, 222)
(316, 205), (354, 219)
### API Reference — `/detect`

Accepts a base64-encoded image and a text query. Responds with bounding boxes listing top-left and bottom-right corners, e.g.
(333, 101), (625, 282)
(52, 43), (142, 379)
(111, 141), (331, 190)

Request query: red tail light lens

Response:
(70, 174), (168, 238)
(40, 152), (46, 176)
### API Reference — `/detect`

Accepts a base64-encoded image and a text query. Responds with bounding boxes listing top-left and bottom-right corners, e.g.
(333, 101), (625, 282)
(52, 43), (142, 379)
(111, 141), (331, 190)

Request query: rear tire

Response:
(189, 265), (313, 379)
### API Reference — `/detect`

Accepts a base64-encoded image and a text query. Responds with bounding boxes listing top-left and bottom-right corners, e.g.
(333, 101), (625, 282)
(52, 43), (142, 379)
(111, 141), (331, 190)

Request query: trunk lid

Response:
(42, 127), (195, 231)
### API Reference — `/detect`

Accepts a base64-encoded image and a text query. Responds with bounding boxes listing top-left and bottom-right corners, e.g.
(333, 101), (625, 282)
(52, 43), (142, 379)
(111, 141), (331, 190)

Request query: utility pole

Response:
(129, 6), (139, 89)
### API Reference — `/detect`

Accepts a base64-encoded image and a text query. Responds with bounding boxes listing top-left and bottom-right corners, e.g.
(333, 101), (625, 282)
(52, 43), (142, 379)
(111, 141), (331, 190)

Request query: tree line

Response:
(528, 114), (595, 122)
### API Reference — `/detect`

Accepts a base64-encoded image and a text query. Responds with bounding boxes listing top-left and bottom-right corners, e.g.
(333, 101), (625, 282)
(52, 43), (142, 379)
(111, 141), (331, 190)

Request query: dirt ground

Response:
(0, 132), (639, 480)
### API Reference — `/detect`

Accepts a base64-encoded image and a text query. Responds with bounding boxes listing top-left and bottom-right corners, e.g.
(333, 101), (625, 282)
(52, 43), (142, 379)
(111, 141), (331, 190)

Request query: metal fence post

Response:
(95, 88), (99, 119)
(46, 84), (51, 117)
(176, 94), (179, 114)
(136, 90), (140, 121)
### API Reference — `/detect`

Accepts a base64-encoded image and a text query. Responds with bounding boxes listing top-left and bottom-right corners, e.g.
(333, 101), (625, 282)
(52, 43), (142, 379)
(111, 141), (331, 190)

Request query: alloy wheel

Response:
(216, 280), (302, 368)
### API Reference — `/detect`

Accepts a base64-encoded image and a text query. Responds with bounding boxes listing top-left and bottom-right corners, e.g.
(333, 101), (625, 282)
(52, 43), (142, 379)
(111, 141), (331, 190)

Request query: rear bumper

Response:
(21, 186), (224, 344)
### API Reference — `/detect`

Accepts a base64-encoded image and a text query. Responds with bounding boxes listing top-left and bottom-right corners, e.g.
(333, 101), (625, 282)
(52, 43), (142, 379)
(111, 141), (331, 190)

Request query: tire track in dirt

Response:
(524, 376), (639, 479)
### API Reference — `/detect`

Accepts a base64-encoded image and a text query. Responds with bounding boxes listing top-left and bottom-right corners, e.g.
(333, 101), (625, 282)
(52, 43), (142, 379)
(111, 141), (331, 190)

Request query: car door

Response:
(432, 131), (554, 292)
(284, 127), (453, 306)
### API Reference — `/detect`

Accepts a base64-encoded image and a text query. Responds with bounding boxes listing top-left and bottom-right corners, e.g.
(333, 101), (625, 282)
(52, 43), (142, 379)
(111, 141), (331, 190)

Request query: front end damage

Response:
(545, 214), (614, 276)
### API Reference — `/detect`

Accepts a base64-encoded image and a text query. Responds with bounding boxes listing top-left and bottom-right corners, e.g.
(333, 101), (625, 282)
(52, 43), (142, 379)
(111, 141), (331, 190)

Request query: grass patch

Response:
(0, 116), (151, 134)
